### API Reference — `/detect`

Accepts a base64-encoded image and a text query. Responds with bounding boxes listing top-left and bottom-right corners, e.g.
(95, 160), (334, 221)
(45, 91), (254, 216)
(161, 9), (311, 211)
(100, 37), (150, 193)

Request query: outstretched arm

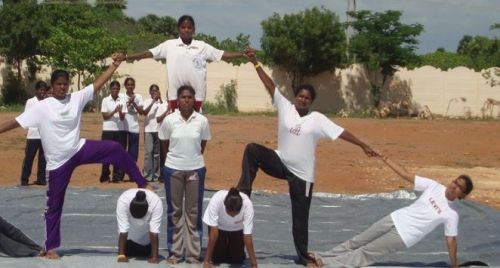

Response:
(115, 51), (153, 62)
(244, 48), (275, 98)
(379, 155), (415, 184)
(221, 51), (245, 62)
(446, 236), (458, 268)
(339, 130), (378, 157)
(0, 119), (21, 134)
(93, 53), (124, 94)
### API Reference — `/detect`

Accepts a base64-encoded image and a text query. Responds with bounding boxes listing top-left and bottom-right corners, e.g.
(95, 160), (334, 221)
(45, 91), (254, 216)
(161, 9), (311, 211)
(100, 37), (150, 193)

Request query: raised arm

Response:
(93, 53), (124, 94)
(339, 130), (378, 157)
(244, 48), (275, 98)
(379, 155), (415, 184)
(446, 236), (458, 268)
(0, 119), (21, 134)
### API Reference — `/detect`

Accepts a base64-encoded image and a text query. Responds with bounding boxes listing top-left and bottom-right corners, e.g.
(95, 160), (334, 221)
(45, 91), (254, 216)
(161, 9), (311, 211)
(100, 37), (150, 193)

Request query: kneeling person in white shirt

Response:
(203, 188), (257, 268)
(116, 189), (163, 263)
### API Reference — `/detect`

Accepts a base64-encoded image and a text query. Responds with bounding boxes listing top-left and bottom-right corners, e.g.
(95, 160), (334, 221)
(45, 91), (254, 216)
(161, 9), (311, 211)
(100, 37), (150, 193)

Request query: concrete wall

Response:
(1, 58), (499, 117)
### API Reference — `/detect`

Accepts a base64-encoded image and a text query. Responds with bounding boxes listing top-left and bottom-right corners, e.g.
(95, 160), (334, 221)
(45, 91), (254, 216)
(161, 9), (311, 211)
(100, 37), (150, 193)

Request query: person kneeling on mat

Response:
(203, 188), (257, 268)
(116, 189), (162, 263)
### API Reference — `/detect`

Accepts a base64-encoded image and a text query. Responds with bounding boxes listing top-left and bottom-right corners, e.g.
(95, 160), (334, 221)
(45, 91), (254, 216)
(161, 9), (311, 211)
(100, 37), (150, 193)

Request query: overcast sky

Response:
(124, 0), (499, 55)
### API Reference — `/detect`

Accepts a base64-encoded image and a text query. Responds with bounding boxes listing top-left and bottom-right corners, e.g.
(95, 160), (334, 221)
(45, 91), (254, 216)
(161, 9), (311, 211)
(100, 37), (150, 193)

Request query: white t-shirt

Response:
(158, 110), (211, 170)
(203, 190), (254, 234)
(149, 38), (224, 101)
(391, 176), (459, 248)
(273, 88), (344, 183)
(16, 85), (94, 170)
(116, 188), (163, 246)
(143, 98), (162, 133)
(24, 96), (42, 139)
(122, 93), (144, 133)
(101, 95), (127, 131)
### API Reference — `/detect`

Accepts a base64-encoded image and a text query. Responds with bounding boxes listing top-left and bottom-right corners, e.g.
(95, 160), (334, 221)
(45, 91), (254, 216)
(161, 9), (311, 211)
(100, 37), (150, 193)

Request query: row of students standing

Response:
(100, 78), (165, 183)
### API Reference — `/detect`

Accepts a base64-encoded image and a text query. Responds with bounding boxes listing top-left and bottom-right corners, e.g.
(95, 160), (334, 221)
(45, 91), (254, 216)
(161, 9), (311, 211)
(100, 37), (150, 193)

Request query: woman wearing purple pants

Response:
(0, 53), (150, 259)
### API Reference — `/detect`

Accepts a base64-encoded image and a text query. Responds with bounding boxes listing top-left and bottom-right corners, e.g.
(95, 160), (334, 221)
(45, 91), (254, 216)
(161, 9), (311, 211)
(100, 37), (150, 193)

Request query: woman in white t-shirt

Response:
(122, 77), (144, 163)
(116, 189), (162, 264)
(202, 188), (257, 268)
(158, 85), (211, 264)
(0, 53), (150, 259)
(312, 155), (474, 267)
(99, 80), (127, 183)
(116, 15), (246, 112)
(142, 84), (163, 182)
(238, 49), (378, 266)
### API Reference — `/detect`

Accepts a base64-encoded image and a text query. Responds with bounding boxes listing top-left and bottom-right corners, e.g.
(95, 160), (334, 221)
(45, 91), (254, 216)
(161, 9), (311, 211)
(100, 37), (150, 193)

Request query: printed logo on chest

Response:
(428, 197), (442, 214)
(289, 124), (301, 136)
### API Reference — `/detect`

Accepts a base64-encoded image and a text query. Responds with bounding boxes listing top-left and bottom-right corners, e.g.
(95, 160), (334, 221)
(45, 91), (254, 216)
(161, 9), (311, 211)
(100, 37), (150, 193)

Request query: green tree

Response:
(417, 51), (473, 71)
(456, 35), (499, 71)
(0, 0), (46, 82)
(37, 1), (126, 90)
(347, 10), (423, 107)
(137, 14), (177, 37)
(261, 7), (346, 87)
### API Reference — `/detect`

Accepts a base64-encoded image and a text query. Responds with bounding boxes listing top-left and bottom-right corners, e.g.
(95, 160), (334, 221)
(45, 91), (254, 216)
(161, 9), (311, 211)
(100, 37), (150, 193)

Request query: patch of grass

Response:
(0, 104), (24, 112)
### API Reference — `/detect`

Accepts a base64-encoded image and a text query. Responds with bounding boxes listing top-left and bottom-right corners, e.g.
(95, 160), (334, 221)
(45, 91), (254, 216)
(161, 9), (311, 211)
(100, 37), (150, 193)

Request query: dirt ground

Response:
(0, 112), (499, 209)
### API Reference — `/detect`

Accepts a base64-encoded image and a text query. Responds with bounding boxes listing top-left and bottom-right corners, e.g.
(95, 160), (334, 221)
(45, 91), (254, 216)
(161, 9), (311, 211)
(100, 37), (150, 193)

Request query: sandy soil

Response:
(0, 112), (499, 209)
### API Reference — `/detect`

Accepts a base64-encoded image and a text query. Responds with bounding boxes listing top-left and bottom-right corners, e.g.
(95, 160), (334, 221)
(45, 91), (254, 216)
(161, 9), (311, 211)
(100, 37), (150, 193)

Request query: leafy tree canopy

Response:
(260, 7), (346, 87)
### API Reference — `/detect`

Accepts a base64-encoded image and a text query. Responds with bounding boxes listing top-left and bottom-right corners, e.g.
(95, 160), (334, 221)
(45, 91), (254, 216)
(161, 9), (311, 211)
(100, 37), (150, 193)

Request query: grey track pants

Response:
(319, 215), (406, 267)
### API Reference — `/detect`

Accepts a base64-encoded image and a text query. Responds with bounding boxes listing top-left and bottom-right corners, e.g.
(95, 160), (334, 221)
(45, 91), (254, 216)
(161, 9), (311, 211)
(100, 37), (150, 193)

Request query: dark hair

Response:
(224, 187), (243, 213)
(149, 84), (159, 91)
(293, 84), (316, 101)
(129, 190), (148, 219)
(177, 15), (195, 29)
(458, 174), (473, 196)
(124, 77), (135, 85)
(50, 70), (70, 85)
(109, 80), (120, 88)
(35, 81), (48, 90)
(177, 85), (195, 97)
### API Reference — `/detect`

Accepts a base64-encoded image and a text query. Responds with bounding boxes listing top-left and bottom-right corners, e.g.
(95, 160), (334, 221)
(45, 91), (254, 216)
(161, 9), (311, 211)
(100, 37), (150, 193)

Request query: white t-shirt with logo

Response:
(273, 88), (344, 183)
(122, 93), (143, 133)
(116, 188), (163, 246)
(143, 98), (162, 133)
(16, 85), (94, 170)
(24, 96), (42, 139)
(158, 110), (211, 170)
(149, 38), (224, 101)
(203, 190), (254, 234)
(391, 176), (459, 248)
(101, 95), (127, 131)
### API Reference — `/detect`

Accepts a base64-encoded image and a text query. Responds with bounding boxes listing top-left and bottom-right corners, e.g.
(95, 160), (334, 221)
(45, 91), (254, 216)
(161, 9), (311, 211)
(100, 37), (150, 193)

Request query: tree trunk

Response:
(16, 58), (22, 84)
(77, 71), (81, 91)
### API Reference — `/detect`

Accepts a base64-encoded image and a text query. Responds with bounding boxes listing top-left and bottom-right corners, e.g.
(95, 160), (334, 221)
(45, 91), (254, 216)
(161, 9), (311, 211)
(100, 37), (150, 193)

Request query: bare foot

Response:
(37, 250), (46, 257)
(307, 252), (323, 267)
(167, 256), (178, 265)
(45, 250), (61, 259)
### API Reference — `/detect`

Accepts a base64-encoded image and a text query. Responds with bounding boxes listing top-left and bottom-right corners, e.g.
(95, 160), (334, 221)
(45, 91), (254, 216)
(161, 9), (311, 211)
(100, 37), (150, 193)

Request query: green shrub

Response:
(204, 80), (239, 114)
(1, 70), (29, 105)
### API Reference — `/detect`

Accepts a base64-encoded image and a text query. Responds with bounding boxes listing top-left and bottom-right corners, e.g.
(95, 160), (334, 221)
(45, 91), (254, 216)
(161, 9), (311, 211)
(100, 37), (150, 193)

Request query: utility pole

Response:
(346, 0), (356, 62)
